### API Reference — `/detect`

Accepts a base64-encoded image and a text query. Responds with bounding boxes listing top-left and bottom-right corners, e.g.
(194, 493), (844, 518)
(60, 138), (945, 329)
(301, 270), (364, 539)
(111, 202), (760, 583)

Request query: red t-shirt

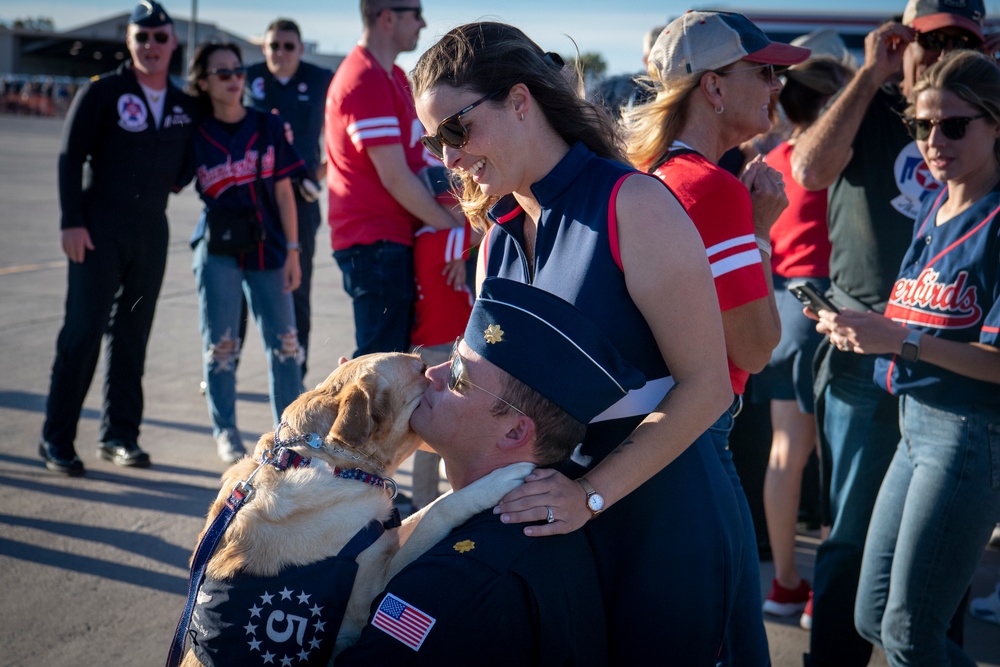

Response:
(654, 151), (768, 394)
(412, 222), (475, 347)
(763, 142), (831, 278)
(324, 45), (431, 250)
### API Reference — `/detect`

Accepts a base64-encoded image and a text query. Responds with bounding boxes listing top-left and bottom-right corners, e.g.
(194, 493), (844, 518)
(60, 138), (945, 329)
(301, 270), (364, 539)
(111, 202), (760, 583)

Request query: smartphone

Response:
(789, 281), (840, 315)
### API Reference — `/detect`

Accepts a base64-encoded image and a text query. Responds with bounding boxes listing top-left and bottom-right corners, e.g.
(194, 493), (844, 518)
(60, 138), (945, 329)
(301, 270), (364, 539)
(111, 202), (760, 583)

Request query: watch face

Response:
(587, 493), (605, 512)
(901, 343), (918, 362)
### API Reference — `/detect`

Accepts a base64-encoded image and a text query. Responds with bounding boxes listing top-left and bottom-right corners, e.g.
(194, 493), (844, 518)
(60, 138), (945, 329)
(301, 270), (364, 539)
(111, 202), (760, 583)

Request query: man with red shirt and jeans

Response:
(325, 0), (460, 357)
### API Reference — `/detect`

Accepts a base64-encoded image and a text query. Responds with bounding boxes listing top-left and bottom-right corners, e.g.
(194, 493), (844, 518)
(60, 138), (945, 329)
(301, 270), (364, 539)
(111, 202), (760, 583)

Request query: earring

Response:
(715, 106), (724, 115)
(520, 112), (524, 121)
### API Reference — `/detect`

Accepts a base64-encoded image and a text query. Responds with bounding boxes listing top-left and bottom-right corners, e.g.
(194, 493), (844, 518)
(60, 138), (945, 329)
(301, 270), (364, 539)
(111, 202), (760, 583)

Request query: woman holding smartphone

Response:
(817, 50), (1000, 665)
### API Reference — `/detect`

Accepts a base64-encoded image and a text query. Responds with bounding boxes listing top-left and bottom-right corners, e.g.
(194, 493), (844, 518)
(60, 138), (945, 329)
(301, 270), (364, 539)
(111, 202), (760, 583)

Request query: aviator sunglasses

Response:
(268, 41), (298, 52)
(420, 89), (505, 160)
(448, 339), (526, 416)
(207, 67), (247, 81)
(134, 31), (170, 45)
(903, 114), (985, 141)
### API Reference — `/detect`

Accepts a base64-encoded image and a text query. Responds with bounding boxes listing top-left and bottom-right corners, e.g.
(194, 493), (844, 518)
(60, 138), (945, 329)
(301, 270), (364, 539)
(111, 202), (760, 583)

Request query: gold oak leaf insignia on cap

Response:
(453, 539), (475, 553)
(484, 324), (504, 344)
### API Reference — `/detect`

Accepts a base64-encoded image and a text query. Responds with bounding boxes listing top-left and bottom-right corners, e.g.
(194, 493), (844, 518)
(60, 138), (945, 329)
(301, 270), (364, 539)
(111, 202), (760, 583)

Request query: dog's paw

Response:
(451, 461), (535, 512)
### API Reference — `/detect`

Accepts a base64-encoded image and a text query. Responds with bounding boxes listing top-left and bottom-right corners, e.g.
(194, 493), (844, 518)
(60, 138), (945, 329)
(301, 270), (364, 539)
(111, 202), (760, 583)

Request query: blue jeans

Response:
(193, 241), (302, 435)
(707, 396), (771, 667)
(333, 241), (414, 357)
(808, 355), (899, 667)
(855, 396), (1000, 667)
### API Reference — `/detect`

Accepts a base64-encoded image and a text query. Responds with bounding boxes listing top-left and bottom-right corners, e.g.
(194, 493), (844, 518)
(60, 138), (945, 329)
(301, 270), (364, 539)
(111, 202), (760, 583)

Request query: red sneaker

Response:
(800, 591), (814, 630)
(762, 578), (811, 617)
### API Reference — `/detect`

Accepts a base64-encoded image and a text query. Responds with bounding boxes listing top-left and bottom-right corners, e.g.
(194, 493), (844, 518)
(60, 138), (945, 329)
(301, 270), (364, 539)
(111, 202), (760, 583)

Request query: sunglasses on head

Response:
(420, 89), (505, 160)
(268, 41), (298, 52)
(714, 63), (776, 86)
(134, 31), (170, 45)
(389, 6), (423, 21)
(448, 339), (526, 416)
(915, 30), (978, 52)
(208, 67), (247, 81)
(903, 114), (985, 141)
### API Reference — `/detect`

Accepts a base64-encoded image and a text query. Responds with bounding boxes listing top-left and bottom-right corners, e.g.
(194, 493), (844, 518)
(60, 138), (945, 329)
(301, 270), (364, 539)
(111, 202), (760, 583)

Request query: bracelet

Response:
(286, 242), (300, 251)
(755, 236), (772, 258)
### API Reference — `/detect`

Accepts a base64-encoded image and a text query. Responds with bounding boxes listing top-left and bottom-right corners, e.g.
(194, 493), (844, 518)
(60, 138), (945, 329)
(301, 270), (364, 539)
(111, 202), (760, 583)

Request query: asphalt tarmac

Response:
(0, 114), (996, 666)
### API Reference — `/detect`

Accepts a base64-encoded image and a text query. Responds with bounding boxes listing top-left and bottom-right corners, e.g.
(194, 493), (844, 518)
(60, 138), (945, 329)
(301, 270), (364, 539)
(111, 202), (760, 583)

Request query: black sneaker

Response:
(38, 441), (85, 476)
(97, 439), (151, 468)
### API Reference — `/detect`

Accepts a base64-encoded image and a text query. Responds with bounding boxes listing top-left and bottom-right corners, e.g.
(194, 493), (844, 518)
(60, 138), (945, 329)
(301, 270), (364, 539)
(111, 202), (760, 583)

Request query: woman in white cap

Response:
(625, 10), (810, 664)
(412, 21), (741, 665)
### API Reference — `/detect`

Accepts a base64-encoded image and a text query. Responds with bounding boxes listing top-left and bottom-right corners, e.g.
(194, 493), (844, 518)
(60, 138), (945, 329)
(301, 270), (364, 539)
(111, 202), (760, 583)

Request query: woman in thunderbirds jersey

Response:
(817, 50), (1000, 666)
(187, 41), (305, 464)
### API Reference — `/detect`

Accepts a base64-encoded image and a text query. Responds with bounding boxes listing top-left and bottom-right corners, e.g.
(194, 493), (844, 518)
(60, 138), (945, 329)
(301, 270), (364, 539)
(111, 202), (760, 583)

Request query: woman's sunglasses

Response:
(420, 89), (505, 160)
(208, 67), (247, 82)
(134, 31), (170, 45)
(903, 114), (985, 141)
(713, 63), (776, 86)
(448, 340), (526, 416)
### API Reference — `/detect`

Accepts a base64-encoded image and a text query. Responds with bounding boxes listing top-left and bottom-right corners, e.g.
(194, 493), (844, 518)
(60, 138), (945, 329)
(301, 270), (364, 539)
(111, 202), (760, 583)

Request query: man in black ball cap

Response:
(39, 1), (197, 475)
(336, 277), (644, 665)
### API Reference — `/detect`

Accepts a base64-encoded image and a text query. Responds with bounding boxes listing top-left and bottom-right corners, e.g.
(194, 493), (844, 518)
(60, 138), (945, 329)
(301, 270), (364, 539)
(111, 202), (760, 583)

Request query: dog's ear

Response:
(329, 376), (378, 448)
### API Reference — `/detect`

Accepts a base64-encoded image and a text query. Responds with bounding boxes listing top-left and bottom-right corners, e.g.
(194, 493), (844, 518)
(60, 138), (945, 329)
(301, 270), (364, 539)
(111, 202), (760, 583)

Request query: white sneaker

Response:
(216, 429), (246, 464)
(970, 583), (1000, 625)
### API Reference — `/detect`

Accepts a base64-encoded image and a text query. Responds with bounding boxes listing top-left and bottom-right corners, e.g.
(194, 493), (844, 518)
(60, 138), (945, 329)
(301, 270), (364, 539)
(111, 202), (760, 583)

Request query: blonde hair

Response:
(622, 73), (701, 172)
(410, 21), (625, 230)
(908, 50), (1000, 167)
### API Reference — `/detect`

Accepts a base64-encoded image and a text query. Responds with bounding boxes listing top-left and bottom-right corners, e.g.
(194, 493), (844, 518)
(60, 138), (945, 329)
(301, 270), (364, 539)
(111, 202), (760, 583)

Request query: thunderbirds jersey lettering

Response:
(875, 185), (1000, 408)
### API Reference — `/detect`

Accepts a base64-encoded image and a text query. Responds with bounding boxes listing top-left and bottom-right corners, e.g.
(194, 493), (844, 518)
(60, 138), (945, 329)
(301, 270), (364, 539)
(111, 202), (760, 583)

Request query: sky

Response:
(5, 0), (1000, 76)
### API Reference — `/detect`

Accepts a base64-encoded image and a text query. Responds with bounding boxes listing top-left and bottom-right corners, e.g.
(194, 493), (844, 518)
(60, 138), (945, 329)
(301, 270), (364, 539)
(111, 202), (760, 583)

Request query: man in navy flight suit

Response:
(39, 1), (197, 475)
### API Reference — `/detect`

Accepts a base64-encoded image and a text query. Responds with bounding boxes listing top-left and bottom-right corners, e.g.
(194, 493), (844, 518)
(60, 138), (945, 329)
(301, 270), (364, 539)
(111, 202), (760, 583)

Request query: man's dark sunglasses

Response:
(208, 67), (247, 82)
(268, 41), (298, 52)
(134, 31), (170, 45)
(389, 6), (423, 20)
(915, 30), (979, 52)
(903, 114), (985, 141)
(420, 89), (505, 160)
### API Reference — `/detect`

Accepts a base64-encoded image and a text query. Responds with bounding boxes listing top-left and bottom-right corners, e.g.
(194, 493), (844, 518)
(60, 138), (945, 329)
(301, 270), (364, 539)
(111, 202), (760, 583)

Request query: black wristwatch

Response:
(900, 329), (922, 362)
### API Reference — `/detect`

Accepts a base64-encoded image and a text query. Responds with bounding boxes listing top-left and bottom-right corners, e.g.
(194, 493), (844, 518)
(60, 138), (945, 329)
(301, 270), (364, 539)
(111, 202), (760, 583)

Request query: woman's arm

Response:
(274, 176), (301, 293)
(820, 309), (1000, 384)
(496, 175), (733, 535)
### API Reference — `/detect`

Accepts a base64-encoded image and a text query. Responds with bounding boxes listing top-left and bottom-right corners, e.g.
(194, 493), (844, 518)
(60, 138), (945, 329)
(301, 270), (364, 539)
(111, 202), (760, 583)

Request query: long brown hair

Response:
(410, 21), (625, 230)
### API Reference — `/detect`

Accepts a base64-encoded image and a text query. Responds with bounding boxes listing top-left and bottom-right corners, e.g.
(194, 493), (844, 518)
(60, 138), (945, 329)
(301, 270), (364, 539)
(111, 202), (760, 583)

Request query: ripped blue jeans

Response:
(193, 240), (302, 436)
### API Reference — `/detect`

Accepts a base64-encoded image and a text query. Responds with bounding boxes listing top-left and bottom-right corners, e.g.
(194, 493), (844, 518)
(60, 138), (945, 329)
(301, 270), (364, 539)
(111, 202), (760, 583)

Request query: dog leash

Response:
(164, 447), (400, 667)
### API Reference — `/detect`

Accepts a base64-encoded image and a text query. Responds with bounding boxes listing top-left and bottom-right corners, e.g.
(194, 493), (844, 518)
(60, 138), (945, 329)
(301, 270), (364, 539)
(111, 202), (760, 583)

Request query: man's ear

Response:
(498, 414), (536, 453)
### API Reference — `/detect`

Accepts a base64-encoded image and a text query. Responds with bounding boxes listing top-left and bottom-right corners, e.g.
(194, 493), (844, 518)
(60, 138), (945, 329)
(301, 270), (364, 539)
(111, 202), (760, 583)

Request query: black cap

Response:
(465, 278), (646, 423)
(129, 1), (173, 27)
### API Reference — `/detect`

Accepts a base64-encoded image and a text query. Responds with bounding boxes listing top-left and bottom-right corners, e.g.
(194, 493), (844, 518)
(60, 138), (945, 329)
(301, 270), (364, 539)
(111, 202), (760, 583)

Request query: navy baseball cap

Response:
(464, 278), (646, 424)
(903, 0), (985, 41)
(649, 11), (810, 84)
(129, 0), (173, 27)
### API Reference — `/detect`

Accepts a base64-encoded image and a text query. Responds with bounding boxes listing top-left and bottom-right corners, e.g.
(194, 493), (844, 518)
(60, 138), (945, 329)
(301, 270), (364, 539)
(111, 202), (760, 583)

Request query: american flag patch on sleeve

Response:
(372, 593), (436, 650)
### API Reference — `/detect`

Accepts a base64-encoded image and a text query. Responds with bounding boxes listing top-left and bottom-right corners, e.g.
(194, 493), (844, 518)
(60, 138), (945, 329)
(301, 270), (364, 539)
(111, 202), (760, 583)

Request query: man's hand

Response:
(862, 21), (912, 82)
(61, 227), (94, 263)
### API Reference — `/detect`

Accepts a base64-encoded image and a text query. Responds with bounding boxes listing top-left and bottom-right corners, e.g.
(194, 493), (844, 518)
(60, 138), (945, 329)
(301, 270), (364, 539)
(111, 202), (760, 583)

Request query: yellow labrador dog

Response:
(174, 353), (532, 667)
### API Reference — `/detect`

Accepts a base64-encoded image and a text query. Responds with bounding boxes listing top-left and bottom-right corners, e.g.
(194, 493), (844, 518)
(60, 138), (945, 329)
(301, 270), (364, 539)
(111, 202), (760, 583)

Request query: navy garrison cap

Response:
(465, 278), (646, 423)
(129, 0), (173, 27)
